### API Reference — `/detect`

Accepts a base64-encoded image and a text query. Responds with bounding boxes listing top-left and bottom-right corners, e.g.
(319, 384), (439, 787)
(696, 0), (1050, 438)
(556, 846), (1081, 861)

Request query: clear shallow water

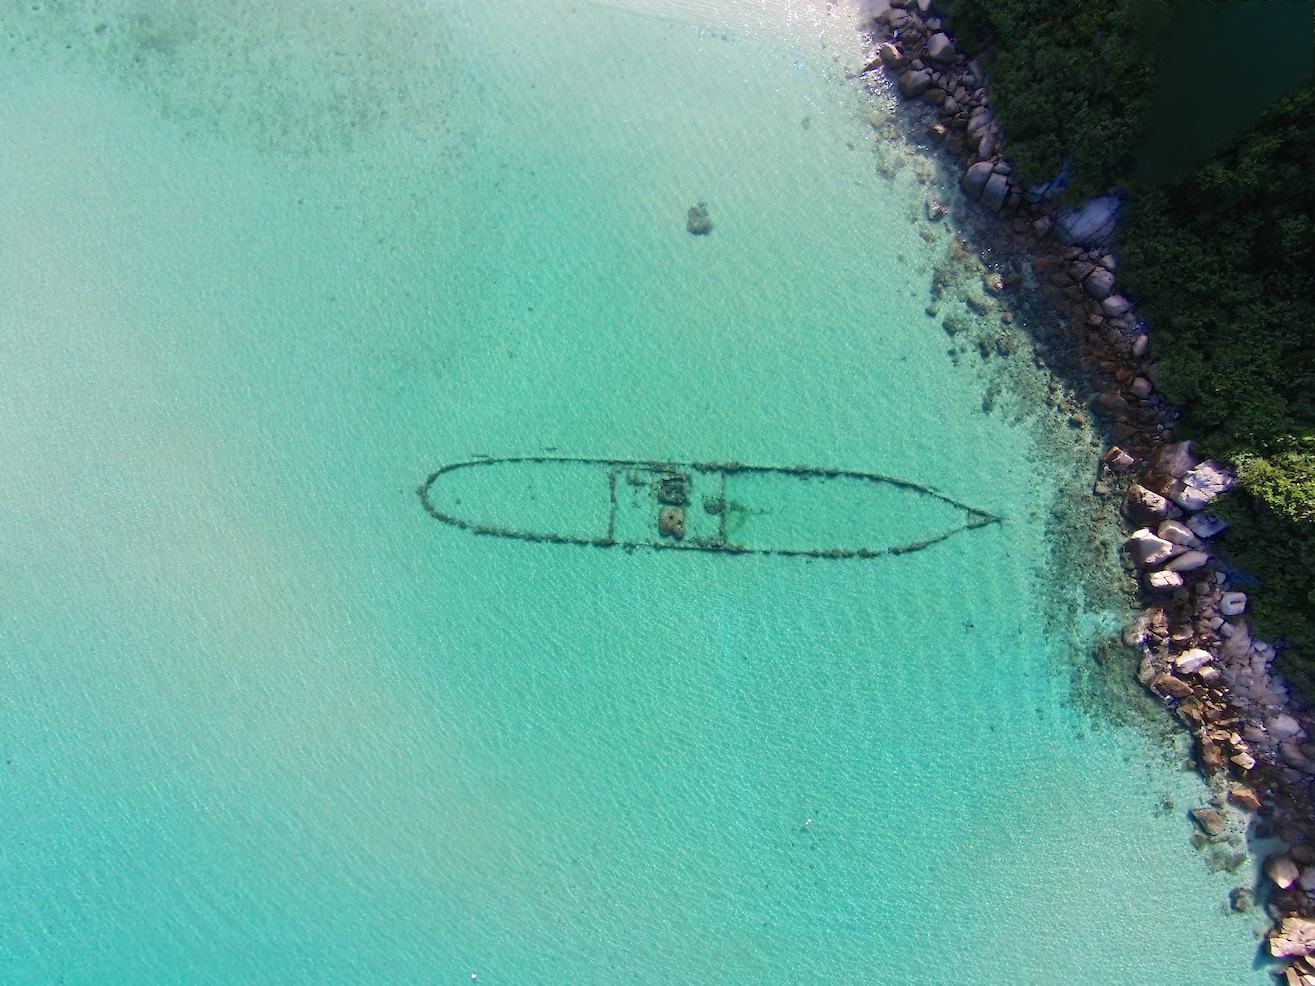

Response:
(0, 1), (1273, 982)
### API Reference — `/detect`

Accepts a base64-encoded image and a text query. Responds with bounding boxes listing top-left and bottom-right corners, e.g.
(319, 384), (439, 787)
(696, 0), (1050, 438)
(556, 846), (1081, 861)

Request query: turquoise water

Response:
(0, 1), (1273, 982)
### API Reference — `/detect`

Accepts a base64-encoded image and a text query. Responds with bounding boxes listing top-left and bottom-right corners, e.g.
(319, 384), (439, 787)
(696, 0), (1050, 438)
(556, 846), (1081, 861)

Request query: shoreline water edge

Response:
(861, 0), (1315, 973)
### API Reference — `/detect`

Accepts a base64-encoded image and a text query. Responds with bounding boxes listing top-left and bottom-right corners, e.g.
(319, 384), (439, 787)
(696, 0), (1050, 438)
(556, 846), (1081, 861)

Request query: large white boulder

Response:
(1157, 520), (1198, 546)
(1125, 528), (1182, 567)
(1165, 549), (1210, 572)
(1146, 570), (1184, 592)
(1267, 854), (1301, 890)
(1175, 648), (1213, 673)
(1219, 592), (1247, 616)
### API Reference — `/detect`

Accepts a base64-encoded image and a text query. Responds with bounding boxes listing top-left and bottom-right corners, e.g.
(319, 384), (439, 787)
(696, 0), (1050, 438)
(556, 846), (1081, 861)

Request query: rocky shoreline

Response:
(862, 0), (1315, 977)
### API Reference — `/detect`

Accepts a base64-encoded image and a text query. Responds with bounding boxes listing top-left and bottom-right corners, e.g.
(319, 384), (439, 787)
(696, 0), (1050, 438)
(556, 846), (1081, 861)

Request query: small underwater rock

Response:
(656, 473), (690, 506)
(1229, 886), (1254, 912)
(658, 506), (686, 539)
(686, 202), (713, 236)
(1191, 806), (1227, 837)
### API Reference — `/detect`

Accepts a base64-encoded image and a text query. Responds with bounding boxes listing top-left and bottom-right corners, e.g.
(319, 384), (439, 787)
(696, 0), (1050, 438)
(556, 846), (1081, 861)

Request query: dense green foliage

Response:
(1215, 452), (1315, 687)
(1120, 84), (1315, 450)
(942, 0), (1157, 200)
(939, 0), (1315, 669)
(1120, 83), (1315, 669)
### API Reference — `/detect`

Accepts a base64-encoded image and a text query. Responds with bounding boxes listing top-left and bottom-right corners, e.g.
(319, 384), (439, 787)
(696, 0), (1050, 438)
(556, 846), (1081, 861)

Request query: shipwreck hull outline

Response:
(417, 456), (1004, 559)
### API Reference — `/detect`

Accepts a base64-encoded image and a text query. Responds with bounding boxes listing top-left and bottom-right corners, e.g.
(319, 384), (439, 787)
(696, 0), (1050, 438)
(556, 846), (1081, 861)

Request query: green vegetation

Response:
(941, 0), (1159, 201)
(1120, 83), (1315, 449)
(1214, 452), (1315, 689)
(1121, 81), (1315, 673)
(940, 1), (1315, 671)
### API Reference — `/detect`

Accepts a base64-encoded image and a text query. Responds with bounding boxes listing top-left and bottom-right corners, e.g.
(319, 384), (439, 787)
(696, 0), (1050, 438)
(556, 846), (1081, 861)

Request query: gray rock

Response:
(1146, 570), (1184, 592)
(966, 108), (993, 138)
(1165, 549), (1210, 572)
(1267, 854), (1301, 890)
(1187, 512), (1228, 538)
(1183, 459), (1234, 497)
(1054, 194), (1121, 245)
(960, 161), (993, 199)
(1095, 391), (1131, 415)
(877, 42), (907, 68)
(898, 69), (933, 98)
(1268, 713), (1304, 740)
(926, 32), (956, 63)
(1157, 520), (1197, 546)
(980, 172), (1009, 212)
(1169, 481), (1214, 512)
(1220, 592), (1247, 617)
(1103, 446), (1135, 471)
(1129, 376), (1153, 398)
(1175, 648), (1213, 673)
(1083, 267), (1115, 299)
(1149, 440), (1199, 478)
(1124, 484), (1170, 525)
(1101, 294), (1132, 318)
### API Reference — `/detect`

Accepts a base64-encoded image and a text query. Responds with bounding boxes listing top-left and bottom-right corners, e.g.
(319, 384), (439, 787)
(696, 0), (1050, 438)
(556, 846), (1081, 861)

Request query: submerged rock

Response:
(1228, 784), (1262, 812)
(686, 202), (713, 236)
(658, 506), (686, 539)
(1191, 806), (1227, 837)
(1229, 886), (1255, 912)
